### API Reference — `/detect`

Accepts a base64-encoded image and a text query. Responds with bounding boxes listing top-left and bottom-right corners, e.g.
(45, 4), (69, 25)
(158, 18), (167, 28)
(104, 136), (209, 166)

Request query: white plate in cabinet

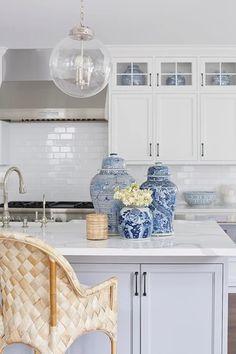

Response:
(200, 94), (236, 162)
(156, 58), (197, 91)
(110, 94), (154, 164)
(155, 94), (198, 162)
(200, 58), (236, 91)
(112, 57), (153, 91)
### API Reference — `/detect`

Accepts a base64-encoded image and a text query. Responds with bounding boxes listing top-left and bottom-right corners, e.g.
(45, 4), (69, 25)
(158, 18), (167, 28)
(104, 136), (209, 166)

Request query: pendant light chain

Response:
(80, 0), (85, 27)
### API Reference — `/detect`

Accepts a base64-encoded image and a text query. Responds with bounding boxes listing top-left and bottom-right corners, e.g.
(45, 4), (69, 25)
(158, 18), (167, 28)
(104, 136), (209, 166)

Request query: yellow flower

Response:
(113, 183), (152, 207)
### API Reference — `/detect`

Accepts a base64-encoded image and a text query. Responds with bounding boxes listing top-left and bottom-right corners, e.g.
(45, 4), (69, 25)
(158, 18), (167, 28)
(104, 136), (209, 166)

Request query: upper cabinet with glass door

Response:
(200, 58), (236, 90)
(156, 58), (197, 90)
(112, 58), (153, 90)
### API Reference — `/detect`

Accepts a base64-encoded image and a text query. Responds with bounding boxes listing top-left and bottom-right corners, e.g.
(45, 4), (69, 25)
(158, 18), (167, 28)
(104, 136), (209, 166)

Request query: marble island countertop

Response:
(1, 220), (236, 257)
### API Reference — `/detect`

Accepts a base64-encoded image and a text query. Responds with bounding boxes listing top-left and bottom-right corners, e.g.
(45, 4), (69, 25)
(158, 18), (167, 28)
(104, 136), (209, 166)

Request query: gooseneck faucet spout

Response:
(2, 166), (26, 227)
(40, 194), (48, 227)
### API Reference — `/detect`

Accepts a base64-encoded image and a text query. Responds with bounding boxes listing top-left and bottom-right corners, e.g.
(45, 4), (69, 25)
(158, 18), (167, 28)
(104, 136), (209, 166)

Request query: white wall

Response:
(3, 121), (236, 204)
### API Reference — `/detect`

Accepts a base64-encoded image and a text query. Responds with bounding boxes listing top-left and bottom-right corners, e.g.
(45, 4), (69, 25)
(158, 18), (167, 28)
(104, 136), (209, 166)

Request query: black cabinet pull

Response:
(157, 143), (160, 157)
(157, 73), (159, 86)
(201, 143), (204, 157)
(134, 272), (139, 296)
(201, 73), (204, 86)
(143, 272), (147, 296)
(149, 143), (152, 157)
(149, 73), (152, 87)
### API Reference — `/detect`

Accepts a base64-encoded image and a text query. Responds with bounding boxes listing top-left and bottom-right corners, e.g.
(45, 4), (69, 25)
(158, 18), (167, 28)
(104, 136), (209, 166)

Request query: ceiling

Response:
(0, 0), (236, 48)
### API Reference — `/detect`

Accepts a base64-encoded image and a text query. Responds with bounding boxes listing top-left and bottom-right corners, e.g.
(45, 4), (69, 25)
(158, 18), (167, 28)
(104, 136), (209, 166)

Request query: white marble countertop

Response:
(1, 220), (236, 257)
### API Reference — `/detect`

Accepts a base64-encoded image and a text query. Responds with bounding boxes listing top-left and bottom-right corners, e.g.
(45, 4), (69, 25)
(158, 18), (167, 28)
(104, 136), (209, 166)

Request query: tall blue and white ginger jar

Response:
(90, 153), (135, 234)
(140, 162), (177, 236)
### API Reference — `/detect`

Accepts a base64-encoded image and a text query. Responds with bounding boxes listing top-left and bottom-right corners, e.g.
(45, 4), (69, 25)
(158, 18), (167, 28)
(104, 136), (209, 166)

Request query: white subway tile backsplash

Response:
(128, 164), (236, 204)
(55, 127), (66, 133)
(7, 122), (108, 201)
(5, 121), (236, 204)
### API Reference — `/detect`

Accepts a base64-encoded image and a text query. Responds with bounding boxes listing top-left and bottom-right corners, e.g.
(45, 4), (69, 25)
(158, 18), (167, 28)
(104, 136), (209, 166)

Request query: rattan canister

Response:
(86, 213), (108, 240)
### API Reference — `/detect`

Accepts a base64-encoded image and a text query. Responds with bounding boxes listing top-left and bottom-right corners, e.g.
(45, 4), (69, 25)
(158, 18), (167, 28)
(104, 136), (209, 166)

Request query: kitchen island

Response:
(1, 220), (236, 354)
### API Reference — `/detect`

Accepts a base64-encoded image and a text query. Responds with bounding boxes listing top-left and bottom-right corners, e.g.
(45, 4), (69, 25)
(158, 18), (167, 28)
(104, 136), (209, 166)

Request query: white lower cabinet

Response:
(69, 263), (223, 354)
(3, 263), (224, 354)
(141, 264), (223, 354)
(68, 263), (140, 354)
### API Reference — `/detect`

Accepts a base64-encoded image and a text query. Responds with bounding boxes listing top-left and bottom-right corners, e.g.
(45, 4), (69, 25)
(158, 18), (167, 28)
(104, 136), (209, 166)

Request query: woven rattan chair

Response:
(0, 232), (117, 354)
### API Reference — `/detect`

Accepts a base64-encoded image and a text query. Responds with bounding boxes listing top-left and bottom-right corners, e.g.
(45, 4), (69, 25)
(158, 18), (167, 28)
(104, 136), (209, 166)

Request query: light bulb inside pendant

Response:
(49, 1), (111, 98)
(74, 41), (94, 89)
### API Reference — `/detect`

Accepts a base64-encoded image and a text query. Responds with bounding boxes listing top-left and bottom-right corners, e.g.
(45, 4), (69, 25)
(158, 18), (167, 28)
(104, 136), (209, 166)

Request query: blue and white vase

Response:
(166, 74), (186, 86)
(140, 163), (177, 236)
(118, 206), (153, 240)
(122, 64), (145, 86)
(90, 153), (135, 234)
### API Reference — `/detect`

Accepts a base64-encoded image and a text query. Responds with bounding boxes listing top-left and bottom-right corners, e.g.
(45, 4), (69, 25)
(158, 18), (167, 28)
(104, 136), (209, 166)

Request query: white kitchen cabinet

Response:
(201, 94), (236, 161)
(68, 263), (140, 354)
(109, 51), (236, 164)
(69, 263), (224, 354)
(156, 58), (197, 90)
(155, 94), (197, 161)
(112, 57), (153, 90)
(112, 57), (197, 91)
(141, 264), (223, 354)
(200, 58), (236, 90)
(1, 262), (225, 354)
(110, 93), (154, 164)
(110, 93), (197, 164)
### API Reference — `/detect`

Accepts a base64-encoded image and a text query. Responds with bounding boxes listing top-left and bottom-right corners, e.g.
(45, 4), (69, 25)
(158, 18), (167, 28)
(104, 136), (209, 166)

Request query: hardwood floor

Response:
(228, 294), (236, 354)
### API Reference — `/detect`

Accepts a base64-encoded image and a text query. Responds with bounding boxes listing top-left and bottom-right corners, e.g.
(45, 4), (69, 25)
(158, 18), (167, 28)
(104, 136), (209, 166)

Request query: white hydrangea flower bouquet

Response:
(114, 183), (152, 207)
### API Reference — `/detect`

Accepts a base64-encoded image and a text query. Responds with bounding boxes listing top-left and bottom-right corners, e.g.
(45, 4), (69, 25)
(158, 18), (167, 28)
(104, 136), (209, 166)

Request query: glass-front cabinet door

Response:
(156, 58), (197, 90)
(112, 58), (153, 90)
(200, 58), (236, 89)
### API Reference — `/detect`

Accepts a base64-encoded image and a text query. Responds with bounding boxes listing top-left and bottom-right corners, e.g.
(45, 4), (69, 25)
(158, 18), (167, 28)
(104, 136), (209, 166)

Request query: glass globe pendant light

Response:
(49, 0), (111, 98)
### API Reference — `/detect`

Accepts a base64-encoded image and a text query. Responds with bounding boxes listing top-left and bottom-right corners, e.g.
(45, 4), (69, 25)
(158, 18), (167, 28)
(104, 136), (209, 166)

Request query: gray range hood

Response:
(0, 49), (107, 121)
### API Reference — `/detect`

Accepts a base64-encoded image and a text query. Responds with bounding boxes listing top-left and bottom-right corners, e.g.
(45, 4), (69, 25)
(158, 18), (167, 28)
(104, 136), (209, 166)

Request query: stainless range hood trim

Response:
(0, 108), (107, 121)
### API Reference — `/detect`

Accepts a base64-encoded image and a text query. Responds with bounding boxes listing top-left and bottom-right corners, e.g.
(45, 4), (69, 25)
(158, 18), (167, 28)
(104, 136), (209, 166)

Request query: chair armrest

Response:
(78, 277), (118, 297)
(0, 304), (4, 338)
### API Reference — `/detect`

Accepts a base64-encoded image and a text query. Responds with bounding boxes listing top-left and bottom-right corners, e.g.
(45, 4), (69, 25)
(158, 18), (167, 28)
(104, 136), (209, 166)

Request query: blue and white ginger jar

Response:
(140, 163), (177, 236)
(122, 64), (145, 86)
(119, 206), (153, 240)
(90, 153), (135, 234)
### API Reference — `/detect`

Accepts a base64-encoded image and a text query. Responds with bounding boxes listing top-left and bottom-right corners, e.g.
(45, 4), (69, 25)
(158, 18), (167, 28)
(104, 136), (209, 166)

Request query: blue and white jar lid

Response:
(147, 162), (170, 178)
(101, 153), (127, 170)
